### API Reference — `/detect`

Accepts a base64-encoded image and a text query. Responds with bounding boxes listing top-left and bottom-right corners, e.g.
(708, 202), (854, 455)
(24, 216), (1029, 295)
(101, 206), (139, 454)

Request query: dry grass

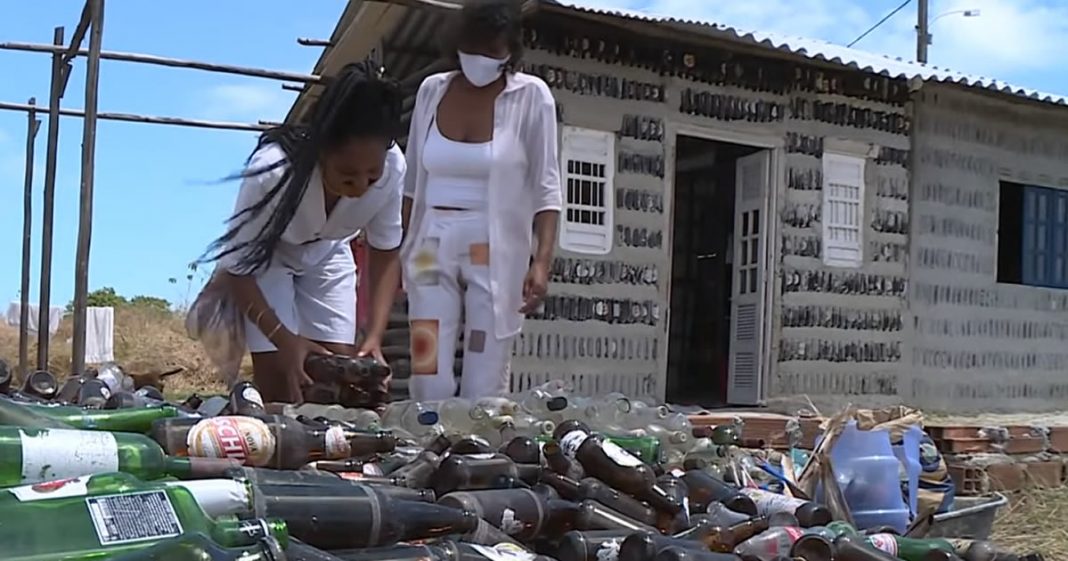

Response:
(992, 486), (1068, 559)
(0, 306), (239, 398)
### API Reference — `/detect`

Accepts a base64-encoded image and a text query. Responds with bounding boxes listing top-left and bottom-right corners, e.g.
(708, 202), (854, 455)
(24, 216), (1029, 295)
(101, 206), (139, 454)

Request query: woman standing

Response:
(200, 61), (405, 403)
(402, 0), (562, 400)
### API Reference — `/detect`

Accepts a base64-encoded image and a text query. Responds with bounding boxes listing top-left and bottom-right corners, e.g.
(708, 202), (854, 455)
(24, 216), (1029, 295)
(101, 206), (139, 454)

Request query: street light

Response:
(926, 9), (981, 45)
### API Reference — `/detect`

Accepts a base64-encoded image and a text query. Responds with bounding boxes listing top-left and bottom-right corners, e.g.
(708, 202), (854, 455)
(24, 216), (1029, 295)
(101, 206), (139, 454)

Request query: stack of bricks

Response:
(924, 423), (1068, 494)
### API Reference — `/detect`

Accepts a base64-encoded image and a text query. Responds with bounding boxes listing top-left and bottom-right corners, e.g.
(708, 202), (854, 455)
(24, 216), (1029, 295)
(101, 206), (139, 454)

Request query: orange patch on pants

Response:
(469, 243), (490, 266)
(410, 319), (439, 375)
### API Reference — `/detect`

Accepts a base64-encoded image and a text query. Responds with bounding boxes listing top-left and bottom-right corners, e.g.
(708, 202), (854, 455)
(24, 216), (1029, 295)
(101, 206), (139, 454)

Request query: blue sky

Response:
(1, 0), (1067, 309)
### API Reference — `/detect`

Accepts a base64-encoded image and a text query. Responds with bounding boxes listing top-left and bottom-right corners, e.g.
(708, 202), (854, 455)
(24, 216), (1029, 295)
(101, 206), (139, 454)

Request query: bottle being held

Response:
(740, 487), (831, 527)
(553, 420), (681, 515)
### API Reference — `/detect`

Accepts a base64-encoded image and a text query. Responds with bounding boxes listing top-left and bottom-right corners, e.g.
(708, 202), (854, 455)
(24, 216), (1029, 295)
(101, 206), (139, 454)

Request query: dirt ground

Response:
(0, 307), (1061, 557)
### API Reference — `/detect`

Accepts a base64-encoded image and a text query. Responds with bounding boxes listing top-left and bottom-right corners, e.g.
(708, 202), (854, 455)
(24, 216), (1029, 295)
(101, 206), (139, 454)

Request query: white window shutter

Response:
(821, 153), (866, 268)
(558, 126), (615, 255)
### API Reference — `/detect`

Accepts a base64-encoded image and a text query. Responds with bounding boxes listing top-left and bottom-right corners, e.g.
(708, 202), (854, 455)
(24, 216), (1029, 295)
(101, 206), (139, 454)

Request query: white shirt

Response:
(220, 142), (406, 275)
(402, 71), (563, 339)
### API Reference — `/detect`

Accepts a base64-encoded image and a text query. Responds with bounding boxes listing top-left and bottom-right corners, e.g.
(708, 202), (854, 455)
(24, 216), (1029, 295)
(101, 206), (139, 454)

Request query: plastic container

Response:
(925, 493), (1008, 540)
(892, 425), (923, 518)
(829, 421), (910, 533)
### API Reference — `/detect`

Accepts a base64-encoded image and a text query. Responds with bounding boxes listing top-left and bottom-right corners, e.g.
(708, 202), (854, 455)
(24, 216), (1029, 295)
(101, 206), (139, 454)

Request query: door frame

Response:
(660, 122), (784, 405)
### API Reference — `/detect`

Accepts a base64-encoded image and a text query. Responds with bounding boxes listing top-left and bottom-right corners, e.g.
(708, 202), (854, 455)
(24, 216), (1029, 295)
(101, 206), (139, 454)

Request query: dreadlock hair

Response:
(441, 0), (524, 72)
(199, 60), (403, 275)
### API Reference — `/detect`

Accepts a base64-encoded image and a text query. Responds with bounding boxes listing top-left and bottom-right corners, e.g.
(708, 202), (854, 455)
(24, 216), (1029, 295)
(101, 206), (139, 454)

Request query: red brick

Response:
(984, 463), (1027, 492)
(1024, 461), (1064, 488)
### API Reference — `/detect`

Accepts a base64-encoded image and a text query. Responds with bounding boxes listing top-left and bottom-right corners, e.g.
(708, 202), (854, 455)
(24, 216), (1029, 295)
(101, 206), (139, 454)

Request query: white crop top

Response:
(423, 123), (492, 210)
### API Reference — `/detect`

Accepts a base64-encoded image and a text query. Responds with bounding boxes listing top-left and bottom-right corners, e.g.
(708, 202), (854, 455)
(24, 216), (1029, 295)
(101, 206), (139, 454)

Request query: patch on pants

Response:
(468, 330), (487, 353)
(410, 319), (439, 375)
(411, 238), (441, 286)
(469, 243), (490, 266)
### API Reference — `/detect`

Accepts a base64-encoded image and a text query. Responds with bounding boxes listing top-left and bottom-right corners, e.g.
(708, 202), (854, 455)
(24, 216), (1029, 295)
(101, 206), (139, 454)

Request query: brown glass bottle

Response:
(578, 477), (659, 526)
(438, 488), (580, 541)
(554, 420), (681, 515)
(618, 532), (708, 561)
(54, 375), (85, 403)
(556, 530), (634, 561)
(687, 516), (771, 553)
(654, 546), (744, 561)
(432, 452), (522, 496)
(575, 499), (659, 533)
(328, 540), (555, 561)
(678, 469), (757, 516)
(388, 450), (441, 489)
(500, 422), (542, 466)
(229, 381), (266, 416)
(545, 440), (586, 480)
(656, 473), (692, 533)
(254, 483), (478, 549)
(305, 354), (390, 386)
(790, 533), (834, 561)
(151, 414), (396, 468)
(741, 488), (831, 528)
(833, 534), (901, 561)
(22, 370), (58, 400)
(450, 437), (497, 455)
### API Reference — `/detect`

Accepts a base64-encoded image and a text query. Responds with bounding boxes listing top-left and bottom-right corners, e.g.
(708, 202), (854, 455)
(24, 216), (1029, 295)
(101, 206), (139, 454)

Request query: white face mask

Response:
(458, 51), (507, 88)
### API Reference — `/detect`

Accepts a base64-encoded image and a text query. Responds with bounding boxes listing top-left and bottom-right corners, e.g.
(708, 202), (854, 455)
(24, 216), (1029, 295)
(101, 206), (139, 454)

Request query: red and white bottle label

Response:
(324, 426), (351, 459)
(867, 534), (898, 555)
(9, 475), (91, 502)
(186, 416), (276, 466)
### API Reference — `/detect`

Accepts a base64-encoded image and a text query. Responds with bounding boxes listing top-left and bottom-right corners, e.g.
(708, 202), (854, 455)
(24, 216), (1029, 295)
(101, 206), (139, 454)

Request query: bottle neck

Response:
(212, 517), (290, 550)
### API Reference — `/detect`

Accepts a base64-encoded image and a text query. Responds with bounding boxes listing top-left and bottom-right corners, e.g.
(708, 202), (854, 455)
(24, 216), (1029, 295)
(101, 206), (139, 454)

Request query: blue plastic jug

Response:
(830, 421), (910, 532)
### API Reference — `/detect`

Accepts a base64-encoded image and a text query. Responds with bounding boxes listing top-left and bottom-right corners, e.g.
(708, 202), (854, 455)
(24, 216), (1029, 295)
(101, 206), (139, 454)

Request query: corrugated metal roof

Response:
(546, 0), (1068, 106)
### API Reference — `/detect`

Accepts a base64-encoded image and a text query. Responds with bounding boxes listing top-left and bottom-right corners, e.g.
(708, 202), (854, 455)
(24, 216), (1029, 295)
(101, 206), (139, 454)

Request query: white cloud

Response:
(196, 83), (295, 123)
(577, 0), (1068, 91)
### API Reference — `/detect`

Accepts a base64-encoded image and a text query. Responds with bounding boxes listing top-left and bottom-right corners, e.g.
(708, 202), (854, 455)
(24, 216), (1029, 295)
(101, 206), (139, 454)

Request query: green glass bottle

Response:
(105, 533), (286, 561)
(0, 397), (70, 429)
(866, 533), (956, 561)
(0, 426), (240, 486)
(535, 434), (661, 464)
(0, 482), (288, 560)
(22, 402), (180, 433)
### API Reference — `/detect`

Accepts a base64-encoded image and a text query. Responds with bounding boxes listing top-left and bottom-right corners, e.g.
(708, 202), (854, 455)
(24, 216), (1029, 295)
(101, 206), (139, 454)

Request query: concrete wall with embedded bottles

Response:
(508, 19), (913, 407)
(907, 85), (1068, 412)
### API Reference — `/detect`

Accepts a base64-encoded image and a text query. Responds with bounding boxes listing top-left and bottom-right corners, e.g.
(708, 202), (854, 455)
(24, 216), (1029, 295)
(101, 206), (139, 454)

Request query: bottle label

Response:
(559, 430), (589, 458)
(500, 507), (525, 535)
(471, 543), (536, 561)
(867, 534), (898, 555)
(186, 416), (276, 466)
(595, 539), (622, 561)
(19, 429), (119, 484)
(741, 487), (805, 515)
(9, 475), (91, 502)
(324, 426), (351, 459)
(601, 440), (643, 467)
(783, 526), (804, 541)
(86, 490), (184, 545)
(242, 386), (265, 408)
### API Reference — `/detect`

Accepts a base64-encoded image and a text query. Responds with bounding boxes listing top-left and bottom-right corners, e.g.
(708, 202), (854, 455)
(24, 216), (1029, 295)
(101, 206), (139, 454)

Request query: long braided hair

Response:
(199, 60), (403, 274)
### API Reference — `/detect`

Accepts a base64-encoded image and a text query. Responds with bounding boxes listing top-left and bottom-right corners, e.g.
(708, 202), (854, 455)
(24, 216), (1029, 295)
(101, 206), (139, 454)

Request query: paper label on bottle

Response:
(186, 416), (276, 466)
(594, 539), (622, 561)
(500, 507), (525, 535)
(9, 475), (91, 502)
(741, 487), (804, 515)
(867, 533), (898, 555)
(471, 543), (536, 561)
(86, 490), (184, 546)
(602, 440), (643, 467)
(669, 468), (685, 478)
(559, 430), (589, 458)
(242, 386), (265, 408)
(783, 526), (804, 541)
(19, 428), (120, 484)
(324, 426), (351, 459)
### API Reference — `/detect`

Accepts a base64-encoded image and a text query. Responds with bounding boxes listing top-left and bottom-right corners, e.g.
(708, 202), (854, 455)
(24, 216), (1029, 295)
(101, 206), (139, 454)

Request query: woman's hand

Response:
(356, 333), (388, 366)
(275, 332), (329, 402)
(520, 260), (550, 314)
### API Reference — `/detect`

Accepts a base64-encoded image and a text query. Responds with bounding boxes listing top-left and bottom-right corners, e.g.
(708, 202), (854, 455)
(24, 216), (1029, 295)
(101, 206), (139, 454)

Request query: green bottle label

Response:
(86, 490), (184, 546)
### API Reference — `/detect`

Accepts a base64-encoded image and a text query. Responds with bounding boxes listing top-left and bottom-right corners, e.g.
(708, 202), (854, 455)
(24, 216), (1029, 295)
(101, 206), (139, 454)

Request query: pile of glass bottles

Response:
(0, 358), (1042, 561)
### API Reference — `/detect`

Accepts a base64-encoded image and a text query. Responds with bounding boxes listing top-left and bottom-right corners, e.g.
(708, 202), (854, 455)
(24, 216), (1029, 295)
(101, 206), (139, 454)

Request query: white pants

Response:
(405, 208), (513, 400)
(246, 241), (357, 353)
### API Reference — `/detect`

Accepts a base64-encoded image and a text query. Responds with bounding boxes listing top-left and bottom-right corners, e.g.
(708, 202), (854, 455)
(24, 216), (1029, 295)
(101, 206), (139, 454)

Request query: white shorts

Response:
(245, 242), (357, 353)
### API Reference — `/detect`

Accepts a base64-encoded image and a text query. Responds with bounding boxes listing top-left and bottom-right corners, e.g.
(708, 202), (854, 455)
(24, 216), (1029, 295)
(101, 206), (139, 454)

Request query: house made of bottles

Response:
(296, 0), (1068, 413)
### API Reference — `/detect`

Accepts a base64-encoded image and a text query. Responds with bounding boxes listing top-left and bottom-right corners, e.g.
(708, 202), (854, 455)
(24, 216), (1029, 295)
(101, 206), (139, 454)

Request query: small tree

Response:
(129, 295), (172, 313)
(67, 287), (127, 312)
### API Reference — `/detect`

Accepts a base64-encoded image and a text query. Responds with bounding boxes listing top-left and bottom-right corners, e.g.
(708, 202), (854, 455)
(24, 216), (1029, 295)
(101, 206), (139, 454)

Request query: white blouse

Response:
(402, 71), (563, 339)
(220, 142), (406, 275)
